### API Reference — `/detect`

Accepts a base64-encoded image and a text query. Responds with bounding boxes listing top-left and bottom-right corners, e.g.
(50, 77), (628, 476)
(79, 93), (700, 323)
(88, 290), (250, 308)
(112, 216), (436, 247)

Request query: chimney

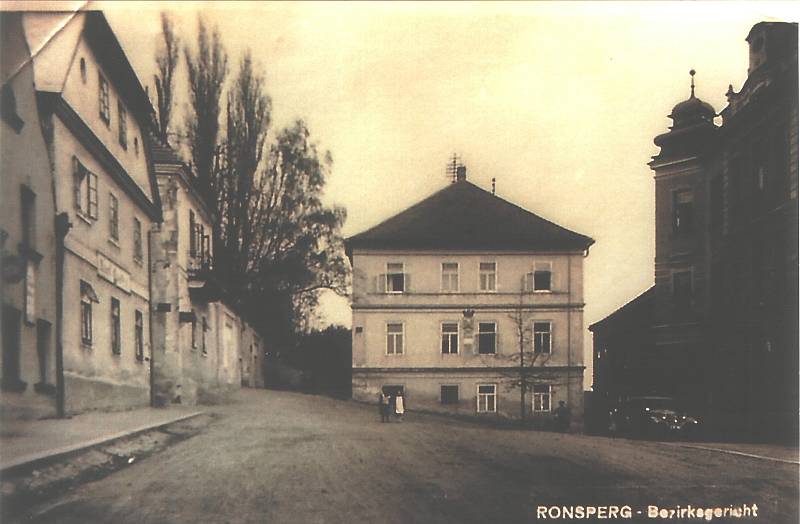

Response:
(456, 165), (467, 182)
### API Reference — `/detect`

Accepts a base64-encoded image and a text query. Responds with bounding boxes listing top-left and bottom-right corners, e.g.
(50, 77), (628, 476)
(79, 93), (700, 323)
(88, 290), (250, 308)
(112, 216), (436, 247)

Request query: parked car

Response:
(608, 396), (702, 439)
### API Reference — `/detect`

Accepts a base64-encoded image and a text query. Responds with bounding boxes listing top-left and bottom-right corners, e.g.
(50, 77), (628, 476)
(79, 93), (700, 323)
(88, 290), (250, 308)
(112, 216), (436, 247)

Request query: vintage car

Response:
(608, 396), (702, 439)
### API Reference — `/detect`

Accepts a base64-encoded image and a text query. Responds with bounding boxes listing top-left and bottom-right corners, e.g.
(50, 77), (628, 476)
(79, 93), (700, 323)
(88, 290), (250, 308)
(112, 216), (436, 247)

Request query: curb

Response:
(0, 411), (204, 476)
(666, 442), (800, 465)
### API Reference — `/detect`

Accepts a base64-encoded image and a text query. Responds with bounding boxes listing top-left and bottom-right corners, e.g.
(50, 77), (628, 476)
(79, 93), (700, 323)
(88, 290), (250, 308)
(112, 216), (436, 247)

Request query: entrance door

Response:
(2, 306), (22, 390)
(381, 385), (404, 397)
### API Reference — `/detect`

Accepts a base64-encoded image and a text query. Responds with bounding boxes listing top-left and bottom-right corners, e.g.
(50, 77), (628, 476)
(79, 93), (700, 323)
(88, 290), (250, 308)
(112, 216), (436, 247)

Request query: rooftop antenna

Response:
(492, 177), (496, 195)
(445, 153), (464, 183)
(689, 69), (696, 98)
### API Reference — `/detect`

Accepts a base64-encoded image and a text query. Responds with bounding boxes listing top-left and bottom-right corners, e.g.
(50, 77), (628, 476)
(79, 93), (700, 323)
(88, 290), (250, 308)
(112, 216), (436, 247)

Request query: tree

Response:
(184, 15), (228, 208)
(169, 16), (348, 345)
(245, 120), (349, 336)
(496, 279), (555, 424)
(154, 13), (179, 145)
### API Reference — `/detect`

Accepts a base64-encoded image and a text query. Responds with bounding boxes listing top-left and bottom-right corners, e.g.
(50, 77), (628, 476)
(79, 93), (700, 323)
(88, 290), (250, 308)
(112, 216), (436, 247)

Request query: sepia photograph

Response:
(0, 1), (798, 522)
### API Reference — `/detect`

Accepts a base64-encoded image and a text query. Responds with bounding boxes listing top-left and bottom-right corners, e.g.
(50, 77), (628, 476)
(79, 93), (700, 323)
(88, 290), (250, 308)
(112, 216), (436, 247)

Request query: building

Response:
(592, 21), (798, 440)
(345, 167), (593, 429)
(149, 142), (265, 405)
(1, 13), (59, 420)
(21, 11), (162, 414)
(589, 287), (654, 412)
(708, 22), (798, 439)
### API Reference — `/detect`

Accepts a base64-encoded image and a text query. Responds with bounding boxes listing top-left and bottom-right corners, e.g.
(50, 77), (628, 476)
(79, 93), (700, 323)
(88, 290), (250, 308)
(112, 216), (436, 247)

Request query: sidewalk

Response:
(0, 405), (203, 473)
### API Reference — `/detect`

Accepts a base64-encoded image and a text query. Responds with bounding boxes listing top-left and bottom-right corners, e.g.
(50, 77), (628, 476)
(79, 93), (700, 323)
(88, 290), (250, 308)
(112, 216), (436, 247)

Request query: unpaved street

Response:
(18, 390), (798, 524)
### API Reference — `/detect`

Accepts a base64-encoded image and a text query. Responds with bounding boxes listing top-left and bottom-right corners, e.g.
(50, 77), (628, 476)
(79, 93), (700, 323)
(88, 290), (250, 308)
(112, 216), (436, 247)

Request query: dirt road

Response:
(18, 389), (798, 523)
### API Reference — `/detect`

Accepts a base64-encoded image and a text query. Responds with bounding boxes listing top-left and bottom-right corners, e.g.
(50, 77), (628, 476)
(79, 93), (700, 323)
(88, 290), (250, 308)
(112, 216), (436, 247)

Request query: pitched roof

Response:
(589, 287), (654, 332)
(345, 180), (594, 255)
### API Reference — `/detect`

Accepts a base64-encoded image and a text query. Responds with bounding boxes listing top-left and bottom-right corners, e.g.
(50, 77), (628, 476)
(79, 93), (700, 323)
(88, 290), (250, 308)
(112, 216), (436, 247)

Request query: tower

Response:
(648, 70), (719, 403)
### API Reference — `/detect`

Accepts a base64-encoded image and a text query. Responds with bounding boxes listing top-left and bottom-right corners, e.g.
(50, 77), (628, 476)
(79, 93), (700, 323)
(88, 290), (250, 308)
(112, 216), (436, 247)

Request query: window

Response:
(386, 322), (404, 355)
(672, 189), (693, 234)
(386, 263), (405, 293)
(189, 210), (197, 257)
(478, 322), (496, 354)
(191, 314), (197, 349)
(753, 139), (767, 192)
(1, 84), (24, 133)
(710, 176), (723, 238)
(72, 157), (98, 219)
(479, 262), (496, 291)
(441, 385), (459, 405)
(533, 321), (552, 354)
(672, 271), (692, 307)
(441, 262), (459, 292)
(441, 322), (459, 354)
(110, 297), (121, 355)
(99, 74), (110, 124)
(20, 185), (36, 250)
(135, 310), (144, 361)
(477, 384), (497, 413)
(109, 193), (119, 241)
(118, 100), (127, 149)
(201, 317), (208, 355)
(533, 384), (551, 413)
(80, 58), (87, 83)
(534, 262), (552, 292)
(134, 137), (139, 156)
(133, 218), (143, 263)
(79, 281), (97, 346)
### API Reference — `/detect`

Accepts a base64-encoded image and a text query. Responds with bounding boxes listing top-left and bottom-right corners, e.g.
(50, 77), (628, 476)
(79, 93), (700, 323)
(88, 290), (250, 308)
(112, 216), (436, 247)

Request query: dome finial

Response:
(689, 69), (696, 98)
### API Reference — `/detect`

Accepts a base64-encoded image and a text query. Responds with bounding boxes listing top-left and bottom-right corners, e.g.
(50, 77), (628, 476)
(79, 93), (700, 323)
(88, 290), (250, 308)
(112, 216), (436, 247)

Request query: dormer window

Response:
(99, 74), (110, 125)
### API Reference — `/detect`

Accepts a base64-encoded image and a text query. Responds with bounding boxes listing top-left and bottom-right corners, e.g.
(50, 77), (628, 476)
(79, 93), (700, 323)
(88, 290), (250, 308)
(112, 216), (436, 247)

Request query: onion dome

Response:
(669, 69), (716, 128)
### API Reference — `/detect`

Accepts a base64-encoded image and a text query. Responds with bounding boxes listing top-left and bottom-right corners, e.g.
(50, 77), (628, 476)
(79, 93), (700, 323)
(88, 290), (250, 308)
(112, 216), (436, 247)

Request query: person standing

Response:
(379, 391), (391, 423)
(554, 400), (571, 432)
(395, 391), (405, 422)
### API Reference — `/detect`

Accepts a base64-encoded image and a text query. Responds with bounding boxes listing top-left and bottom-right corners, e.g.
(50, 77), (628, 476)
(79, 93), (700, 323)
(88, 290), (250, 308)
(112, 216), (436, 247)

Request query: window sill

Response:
(133, 257), (144, 266)
(108, 237), (121, 249)
(76, 212), (93, 226)
(201, 351), (208, 358)
(81, 341), (93, 350)
(533, 290), (552, 294)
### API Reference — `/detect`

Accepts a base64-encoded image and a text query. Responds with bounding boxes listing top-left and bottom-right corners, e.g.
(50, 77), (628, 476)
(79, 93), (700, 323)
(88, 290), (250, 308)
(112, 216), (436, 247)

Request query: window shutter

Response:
(525, 272), (534, 292)
(88, 172), (98, 218)
(404, 273), (411, 293)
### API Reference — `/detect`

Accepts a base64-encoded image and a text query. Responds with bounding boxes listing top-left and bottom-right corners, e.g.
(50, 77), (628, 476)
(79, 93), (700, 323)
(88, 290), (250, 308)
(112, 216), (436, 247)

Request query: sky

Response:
(14, 1), (798, 388)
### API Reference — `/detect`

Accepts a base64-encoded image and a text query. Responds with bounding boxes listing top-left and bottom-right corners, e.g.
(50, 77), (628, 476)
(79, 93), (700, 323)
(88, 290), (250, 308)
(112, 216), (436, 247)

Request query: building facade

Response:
(23, 12), (164, 414)
(592, 21), (798, 440)
(149, 133), (267, 404)
(1, 13), (59, 420)
(708, 22), (798, 439)
(346, 168), (593, 429)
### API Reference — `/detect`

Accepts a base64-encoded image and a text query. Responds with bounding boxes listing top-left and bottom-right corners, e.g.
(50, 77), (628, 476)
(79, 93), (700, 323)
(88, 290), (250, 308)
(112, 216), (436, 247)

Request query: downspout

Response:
(147, 228), (154, 407)
(566, 253), (572, 411)
(54, 213), (70, 418)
